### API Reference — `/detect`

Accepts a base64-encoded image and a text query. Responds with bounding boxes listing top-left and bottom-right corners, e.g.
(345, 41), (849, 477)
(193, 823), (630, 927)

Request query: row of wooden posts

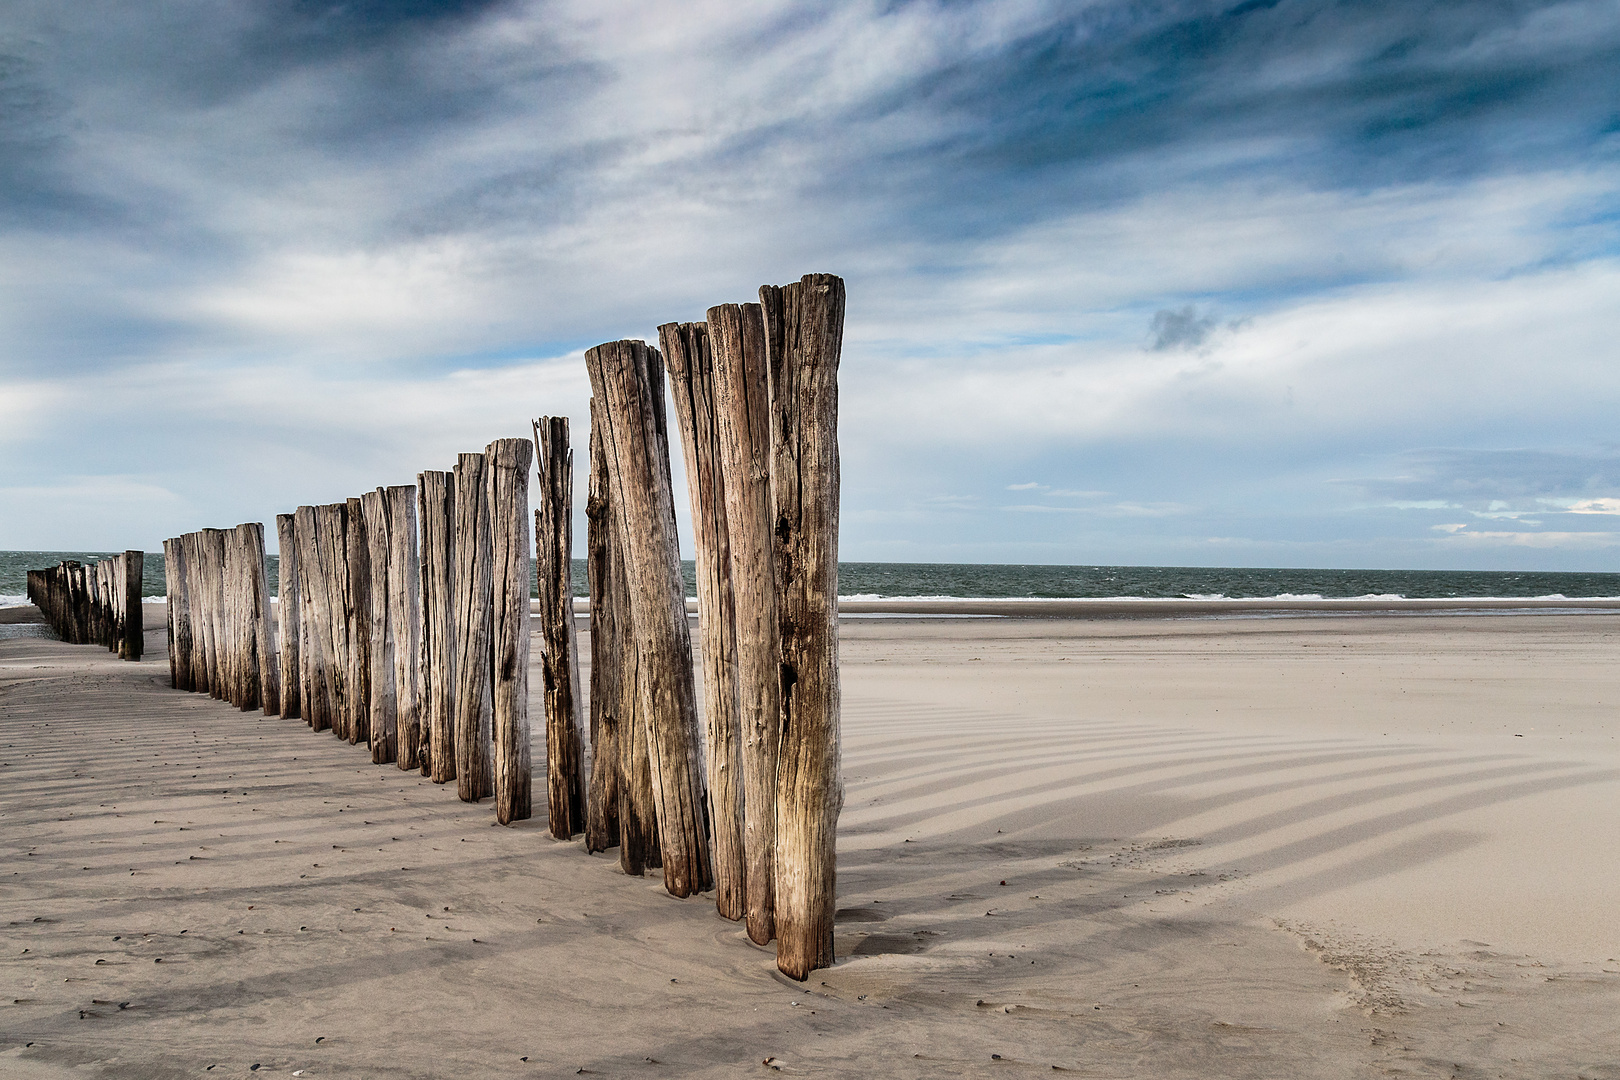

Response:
(24, 552), (145, 660)
(161, 437), (559, 830)
(55, 272), (844, 978)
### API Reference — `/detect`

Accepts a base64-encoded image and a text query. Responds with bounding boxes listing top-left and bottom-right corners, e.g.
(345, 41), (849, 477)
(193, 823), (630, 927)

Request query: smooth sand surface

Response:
(2, 605), (1618, 1077)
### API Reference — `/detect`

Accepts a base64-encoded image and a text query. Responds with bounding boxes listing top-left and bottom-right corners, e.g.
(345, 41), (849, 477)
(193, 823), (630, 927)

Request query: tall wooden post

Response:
(419, 471), (457, 783)
(363, 489), (397, 764)
(345, 496), (371, 746)
(662, 321), (747, 921)
(534, 417), (584, 839)
(708, 301), (782, 943)
(488, 438), (533, 825)
(585, 340), (712, 898)
(584, 411), (623, 855)
(760, 274), (846, 979)
(453, 453), (494, 802)
(386, 485), (423, 772)
(275, 514), (302, 719)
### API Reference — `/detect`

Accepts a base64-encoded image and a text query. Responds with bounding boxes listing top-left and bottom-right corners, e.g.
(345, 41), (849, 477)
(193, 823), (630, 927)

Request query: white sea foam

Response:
(1, 593), (171, 606)
(835, 592), (1620, 603)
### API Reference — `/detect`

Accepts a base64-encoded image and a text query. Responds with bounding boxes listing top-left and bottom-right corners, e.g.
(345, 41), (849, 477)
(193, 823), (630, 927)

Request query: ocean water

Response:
(4, 551), (1618, 606)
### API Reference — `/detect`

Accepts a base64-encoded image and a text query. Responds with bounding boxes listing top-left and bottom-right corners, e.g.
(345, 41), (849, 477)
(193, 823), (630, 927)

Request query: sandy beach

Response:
(3, 604), (1618, 1077)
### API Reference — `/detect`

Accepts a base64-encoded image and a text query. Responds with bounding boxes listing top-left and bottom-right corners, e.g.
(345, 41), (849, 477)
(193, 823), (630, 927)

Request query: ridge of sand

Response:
(1, 605), (1617, 1077)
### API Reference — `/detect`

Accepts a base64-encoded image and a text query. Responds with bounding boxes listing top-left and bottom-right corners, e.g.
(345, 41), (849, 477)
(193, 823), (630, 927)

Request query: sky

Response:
(1, 0), (1618, 570)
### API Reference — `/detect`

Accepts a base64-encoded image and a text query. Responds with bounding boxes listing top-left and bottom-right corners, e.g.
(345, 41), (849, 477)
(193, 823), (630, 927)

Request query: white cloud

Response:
(1435, 530), (1620, 549)
(1563, 498), (1620, 515)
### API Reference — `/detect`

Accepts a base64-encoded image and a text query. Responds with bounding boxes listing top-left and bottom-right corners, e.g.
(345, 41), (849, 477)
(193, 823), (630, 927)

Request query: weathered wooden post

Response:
(453, 453), (494, 801)
(533, 417), (584, 838)
(708, 301), (782, 943)
(584, 412), (624, 855)
(182, 535), (211, 696)
(386, 484), (423, 772)
(224, 530), (244, 703)
(487, 438), (533, 825)
(239, 524), (275, 712)
(419, 471), (457, 783)
(275, 514), (302, 719)
(362, 489), (397, 764)
(128, 550), (146, 660)
(662, 320), (747, 921)
(327, 502), (356, 741)
(163, 539), (191, 689)
(203, 529), (229, 701)
(760, 274), (846, 979)
(309, 508), (351, 735)
(246, 527), (278, 713)
(293, 509), (330, 730)
(345, 496), (371, 746)
(585, 339), (712, 898)
(99, 559), (112, 651)
(97, 561), (112, 651)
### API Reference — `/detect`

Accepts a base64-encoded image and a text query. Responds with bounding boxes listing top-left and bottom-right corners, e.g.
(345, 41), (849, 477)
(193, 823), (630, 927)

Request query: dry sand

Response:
(2, 604), (1618, 1078)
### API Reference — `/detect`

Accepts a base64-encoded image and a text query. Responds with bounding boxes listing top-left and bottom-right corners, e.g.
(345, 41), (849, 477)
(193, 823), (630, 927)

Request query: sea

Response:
(3, 551), (1619, 605)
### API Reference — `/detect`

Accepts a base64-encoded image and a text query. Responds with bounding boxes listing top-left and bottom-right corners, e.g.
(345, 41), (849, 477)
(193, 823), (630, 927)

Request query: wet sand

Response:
(2, 605), (1618, 1077)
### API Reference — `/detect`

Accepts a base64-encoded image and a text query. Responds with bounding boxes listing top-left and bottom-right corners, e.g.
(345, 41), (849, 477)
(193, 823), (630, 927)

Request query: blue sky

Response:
(2, 0), (1618, 568)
